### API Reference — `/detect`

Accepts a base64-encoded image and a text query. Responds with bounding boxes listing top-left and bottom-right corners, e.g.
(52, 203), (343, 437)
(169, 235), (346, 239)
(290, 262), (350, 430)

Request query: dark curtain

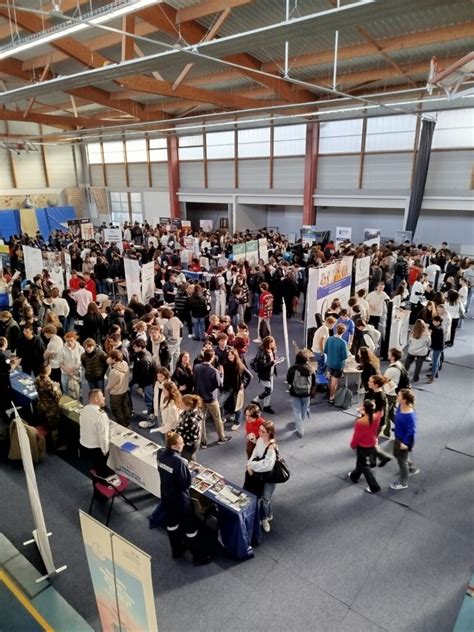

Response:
(404, 118), (436, 236)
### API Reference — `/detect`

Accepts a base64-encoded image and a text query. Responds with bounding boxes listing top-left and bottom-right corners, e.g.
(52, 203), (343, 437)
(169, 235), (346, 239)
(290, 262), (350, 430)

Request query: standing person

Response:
(172, 351), (194, 395)
(0, 311), (20, 353)
(15, 325), (45, 377)
(252, 336), (281, 415)
(161, 308), (183, 373)
(244, 403), (265, 458)
(50, 287), (70, 327)
(219, 347), (252, 431)
(383, 348), (408, 438)
(174, 283), (193, 338)
(358, 346), (380, 394)
(188, 284), (208, 342)
(35, 364), (62, 450)
(311, 316), (336, 372)
(130, 339), (157, 417)
(348, 399), (382, 494)
(286, 351), (316, 438)
(335, 309), (355, 349)
(227, 288), (242, 330)
(246, 421), (277, 533)
(324, 324), (349, 405)
(0, 337), (12, 423)
(176, 395), (203, 461)
(408, 273), (425, 324)
(157, 431), (213, 565)
(81, 339), (108, 392)
(427, 316), (444, 384)
(193, 349), (231, 447)
(139, 367), (170, 430)
(445, 290), (465, 346)
(80, 302), (104, 346)
(153, 380), (182, 435)
(389, 389), (419, 490)
(105, 350), (131, 428)
(79, 389), (115, 478)
(147, 325), (171, 371)
(366, 282), (390, 329)
(72, 281), (93, 319)
(213, 268), (227, 318)
(404, 320), (431, 383)
(255, 282), (273, 343)
(57, 332), (84, 399)
(42, 324), (63, 384)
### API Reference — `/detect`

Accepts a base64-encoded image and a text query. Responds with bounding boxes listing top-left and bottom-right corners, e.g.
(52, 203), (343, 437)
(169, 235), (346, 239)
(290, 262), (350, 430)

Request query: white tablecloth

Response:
(107, 422), (161, 497)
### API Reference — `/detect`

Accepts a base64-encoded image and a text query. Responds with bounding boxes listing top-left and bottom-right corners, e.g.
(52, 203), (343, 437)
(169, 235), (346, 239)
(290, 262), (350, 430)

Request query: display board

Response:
(354, 256), (371, 294)
(336, 226), (352, 248)
(42, 251), (64, 292)
(245, 240), (259, 265)
(104, 228), (123, 251)
(79, 511), (158, 632)
(232, 243), (246, 262)
(305, 256), (353, 333)
(363, 228), (381, 247)
(301, 225), (318, 246)
(199, 219), (213, 232)
(394, 230), (413, 244)
(258, 238), (269, 264)
(22, 245), (44, 283)
(68, 218), (94, 240)
(124, 258), (141, 301)
(141, 262), (155, 304)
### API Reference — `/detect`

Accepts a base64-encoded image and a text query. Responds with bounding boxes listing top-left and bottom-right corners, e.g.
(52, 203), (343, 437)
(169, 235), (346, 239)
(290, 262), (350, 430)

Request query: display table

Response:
(189, 461), (261, 560)
(343, 367), (363, 405)
(107, 423), (162, 497)
(10, 369), (38, 416)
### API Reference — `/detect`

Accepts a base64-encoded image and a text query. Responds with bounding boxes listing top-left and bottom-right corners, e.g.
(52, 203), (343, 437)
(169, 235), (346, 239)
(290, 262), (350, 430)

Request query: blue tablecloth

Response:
(9, 369), (38, 415)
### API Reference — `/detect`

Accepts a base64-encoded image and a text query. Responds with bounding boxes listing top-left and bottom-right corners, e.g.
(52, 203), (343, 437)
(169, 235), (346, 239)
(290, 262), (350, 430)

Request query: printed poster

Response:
(104, 228), (123, 251)
(301, 225), (318, 246)
(245, 240), (259, 266)
(124, 258), (141, 302)
(63, 250), (72, 285)
(22, 245), (44, 283)
(336, 227), (352, 248)
(258, 238), (268, 264)
(363, 228), (381, 248)
(181, 220), (191, 229)
(232, 243), (246, 262)
(354, 255), (371, 294)
(395, 230), (413, 245)
(141, 261), (155, 304)
(199, 219), (213, 232)
(305, 256), (353, 331)
(79, 511), (158, 632)
(42, 251), (64, 292)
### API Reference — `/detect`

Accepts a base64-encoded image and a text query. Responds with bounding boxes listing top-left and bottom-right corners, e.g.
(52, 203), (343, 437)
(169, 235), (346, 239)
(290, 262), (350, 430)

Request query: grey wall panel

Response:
(207, 161), (234, 189)
(6, 121), (41, 136)
(426, 150), (474, 192)
(316, 207), (403, 242)
(238, 159), (270, 189)
(267, 205), (303, 234)
(90, 165), (105, 186)
(362, 153), (411, 189)
(128, 163), (149, 188)
(151, 163), (168, 188)
(11, 151), (46, 188)
(235, 204), (267, 231)
(317, 155), (360, 190)
(44, 144), (76, 187)
(180, 162), (205, 188)
(0, 148), (14, 188)
(416, 210), (474, 253)
(273, 157), (305, 190)
(105, 164), (127, 188)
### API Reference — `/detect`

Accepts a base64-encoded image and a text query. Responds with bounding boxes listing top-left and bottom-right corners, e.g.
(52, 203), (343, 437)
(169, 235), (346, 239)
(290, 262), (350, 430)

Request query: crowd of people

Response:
(0, 222), (472, 563)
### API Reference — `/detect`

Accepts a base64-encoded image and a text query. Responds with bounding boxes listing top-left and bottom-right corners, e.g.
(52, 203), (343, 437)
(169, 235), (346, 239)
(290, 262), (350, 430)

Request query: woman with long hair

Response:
(80, 302), (105, 345)
(155, 380), (183, 435)
(405, 319), (431, 382)
(172, 351), (194, 395)
(348, 399), (382, 494)
(418, 300), (436, 326)
(35, 364), (62, 449)
(176, 394), (203, 461)
(357, 346), (380, 394)
(219, 347), (252, 431)
(245, 420), (278, 533)
(445, 289), (465, 346)
(252, 335), (279, 415)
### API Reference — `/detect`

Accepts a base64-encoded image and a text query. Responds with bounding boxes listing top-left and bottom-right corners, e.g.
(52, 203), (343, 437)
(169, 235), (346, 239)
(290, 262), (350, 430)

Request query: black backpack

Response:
(250, 349), (264, 373)
(209, 275), (219, 291)
(391, 363), (411, 392)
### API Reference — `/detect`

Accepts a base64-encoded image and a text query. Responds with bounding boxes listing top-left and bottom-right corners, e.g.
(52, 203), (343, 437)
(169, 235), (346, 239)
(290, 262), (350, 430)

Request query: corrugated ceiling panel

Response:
(90, 164), (105, 186)
(238, 159), (270, 189)
(362, 153), (411, 189)
(426, 150), (474, 191)
(0, 148), (14, 188)
(6, 121), (41, 136)
(44, 144), (76, 187)
(273, 157), (305, 190)
(105, 164), (127, 187)
(207, 161), (234, 189)
(151, 163), (168, 188)
(180, 162), (205, 188)
(317, 155), (360, 190)
(12, 150), (46, 188)
(128, 163), (149, 188)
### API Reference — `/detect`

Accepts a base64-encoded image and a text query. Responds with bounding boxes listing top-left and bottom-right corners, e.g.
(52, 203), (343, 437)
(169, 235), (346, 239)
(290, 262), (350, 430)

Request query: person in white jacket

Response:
(404, 320), (431, 382)
(153, 380), (183, 436)
(246, 420), (277, 533)
(57, 331), (84, 398)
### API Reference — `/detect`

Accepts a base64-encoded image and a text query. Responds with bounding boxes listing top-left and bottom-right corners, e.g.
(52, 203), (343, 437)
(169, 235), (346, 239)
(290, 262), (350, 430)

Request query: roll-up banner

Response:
(354, 256), (371, 294)
(199, 219), (213, 232)
(335, 227), (352, 249)
(141, 261), (155, 304)
(124, 258), (141, 301)
(245, 240), (259, 266)
(22, 245), (44, 283)
(363, 228), (381, 247)
(232, 243), (246, 262)
(258, 238), (269, 264)
(104, 228), (123, 251)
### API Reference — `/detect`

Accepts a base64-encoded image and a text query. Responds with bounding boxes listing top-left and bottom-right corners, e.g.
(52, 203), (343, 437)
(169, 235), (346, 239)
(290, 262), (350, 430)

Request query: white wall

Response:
(143, 191), (171, 223)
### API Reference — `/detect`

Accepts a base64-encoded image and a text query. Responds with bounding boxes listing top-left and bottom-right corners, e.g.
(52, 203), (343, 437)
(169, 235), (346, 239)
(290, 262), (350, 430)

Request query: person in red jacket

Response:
(348, 399), (381, 494)
(244, 403), (265, 458)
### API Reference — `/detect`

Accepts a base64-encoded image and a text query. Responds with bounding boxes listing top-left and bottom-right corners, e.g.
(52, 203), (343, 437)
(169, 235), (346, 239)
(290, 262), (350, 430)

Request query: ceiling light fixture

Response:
(0, 0), (158, 60)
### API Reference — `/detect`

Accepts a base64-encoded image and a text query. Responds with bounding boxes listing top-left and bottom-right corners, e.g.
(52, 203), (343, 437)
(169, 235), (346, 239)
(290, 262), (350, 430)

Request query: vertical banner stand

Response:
(281, 300), (291, 367)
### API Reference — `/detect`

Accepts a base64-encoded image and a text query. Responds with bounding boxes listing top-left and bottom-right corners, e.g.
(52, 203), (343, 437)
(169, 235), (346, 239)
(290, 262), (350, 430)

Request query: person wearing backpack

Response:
(382, 348), (410, 438)
(324, 323), (349, 405)
(251, 336), (280, 414)
(286, 351), (316, 438)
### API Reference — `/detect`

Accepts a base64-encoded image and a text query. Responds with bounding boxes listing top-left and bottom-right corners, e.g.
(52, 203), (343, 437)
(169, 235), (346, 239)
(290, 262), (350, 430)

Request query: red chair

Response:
(88, 470), (138, 526)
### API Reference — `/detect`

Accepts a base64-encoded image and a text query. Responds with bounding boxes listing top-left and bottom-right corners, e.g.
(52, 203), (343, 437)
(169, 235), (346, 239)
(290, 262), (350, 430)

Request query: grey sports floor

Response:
(1, 314), (472, 632)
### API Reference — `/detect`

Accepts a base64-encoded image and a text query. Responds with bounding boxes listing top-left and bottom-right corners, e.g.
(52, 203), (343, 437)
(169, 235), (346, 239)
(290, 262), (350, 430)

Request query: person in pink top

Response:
(348, 399), (381, 494)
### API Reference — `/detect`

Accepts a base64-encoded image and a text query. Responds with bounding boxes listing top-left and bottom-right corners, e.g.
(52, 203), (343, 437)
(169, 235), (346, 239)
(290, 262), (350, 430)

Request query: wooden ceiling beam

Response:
(121, 14), (135, 62)
(263, 22), (474, 72)
(0, 108), (114, 130)
(176, 0), (253, 24)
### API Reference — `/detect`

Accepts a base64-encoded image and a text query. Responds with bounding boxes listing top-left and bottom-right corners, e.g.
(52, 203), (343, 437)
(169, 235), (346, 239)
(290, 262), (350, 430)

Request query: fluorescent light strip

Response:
(0, 0), (158, 60)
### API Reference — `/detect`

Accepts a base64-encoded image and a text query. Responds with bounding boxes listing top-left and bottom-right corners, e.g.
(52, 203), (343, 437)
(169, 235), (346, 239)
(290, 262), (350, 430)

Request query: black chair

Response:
(88, 470), (138, 526)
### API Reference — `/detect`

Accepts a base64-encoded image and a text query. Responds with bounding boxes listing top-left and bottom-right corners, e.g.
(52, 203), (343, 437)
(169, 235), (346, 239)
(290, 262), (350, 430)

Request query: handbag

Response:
(257, 443), (290, 485)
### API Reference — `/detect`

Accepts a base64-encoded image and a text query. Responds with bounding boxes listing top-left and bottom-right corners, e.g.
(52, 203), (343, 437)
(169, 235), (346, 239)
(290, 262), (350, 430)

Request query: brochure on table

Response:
(189, 462), (251, 512)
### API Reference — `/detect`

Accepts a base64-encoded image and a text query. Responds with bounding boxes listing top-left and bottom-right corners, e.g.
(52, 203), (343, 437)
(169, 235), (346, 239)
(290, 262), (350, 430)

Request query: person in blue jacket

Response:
(157, 431), (213, 565)
(324, 323), (349, 404)
(390, 389), (419, 490)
